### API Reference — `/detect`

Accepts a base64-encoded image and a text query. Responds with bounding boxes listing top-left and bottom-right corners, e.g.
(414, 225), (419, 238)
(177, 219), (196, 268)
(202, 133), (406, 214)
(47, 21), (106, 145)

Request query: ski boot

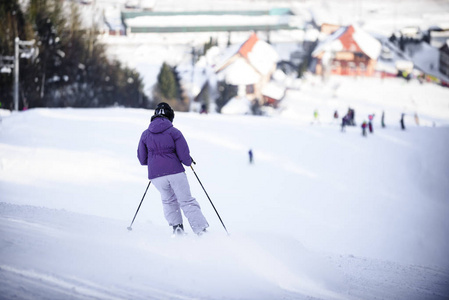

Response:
(172, 224), (185, 237)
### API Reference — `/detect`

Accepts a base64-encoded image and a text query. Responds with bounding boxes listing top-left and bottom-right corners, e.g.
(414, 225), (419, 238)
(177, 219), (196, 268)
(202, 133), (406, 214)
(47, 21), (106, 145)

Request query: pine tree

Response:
(157, 62), (177, 100)
(1, 0), (147, 109)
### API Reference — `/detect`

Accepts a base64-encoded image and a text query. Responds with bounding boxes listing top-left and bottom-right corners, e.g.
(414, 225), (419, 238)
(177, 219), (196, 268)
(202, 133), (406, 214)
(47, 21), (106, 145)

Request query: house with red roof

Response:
(215, 33), (280, 112)
(312, 25), (381, 77)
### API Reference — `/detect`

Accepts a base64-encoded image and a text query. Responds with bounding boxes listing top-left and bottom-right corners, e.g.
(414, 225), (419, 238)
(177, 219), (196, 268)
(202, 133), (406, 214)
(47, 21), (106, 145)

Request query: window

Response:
(360, 63), (366, 72)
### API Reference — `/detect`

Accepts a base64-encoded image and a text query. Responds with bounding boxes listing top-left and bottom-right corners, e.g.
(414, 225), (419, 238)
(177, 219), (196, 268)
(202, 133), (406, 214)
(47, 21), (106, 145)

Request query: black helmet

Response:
(152, 102), (174, 122)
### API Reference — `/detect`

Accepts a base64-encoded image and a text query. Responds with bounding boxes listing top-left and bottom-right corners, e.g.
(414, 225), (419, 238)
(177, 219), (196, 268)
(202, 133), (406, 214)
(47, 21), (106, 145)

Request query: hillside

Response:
(1, 75), (449, 299)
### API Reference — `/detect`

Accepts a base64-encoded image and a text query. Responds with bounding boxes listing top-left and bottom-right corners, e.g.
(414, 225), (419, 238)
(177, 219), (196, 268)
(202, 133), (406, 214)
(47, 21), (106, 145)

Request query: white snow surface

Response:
(1, 76), (449, 299)
(221, 96), (252, 115)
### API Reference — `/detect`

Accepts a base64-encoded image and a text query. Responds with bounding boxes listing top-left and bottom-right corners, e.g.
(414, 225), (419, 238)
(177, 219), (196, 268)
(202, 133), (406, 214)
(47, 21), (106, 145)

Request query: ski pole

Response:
(190, 161), (229, 235)
(127, 180), (151, 231)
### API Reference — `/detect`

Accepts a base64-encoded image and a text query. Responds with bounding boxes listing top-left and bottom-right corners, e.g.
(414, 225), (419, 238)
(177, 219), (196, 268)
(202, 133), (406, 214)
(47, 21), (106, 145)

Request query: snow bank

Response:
(221, 96), (252, 115)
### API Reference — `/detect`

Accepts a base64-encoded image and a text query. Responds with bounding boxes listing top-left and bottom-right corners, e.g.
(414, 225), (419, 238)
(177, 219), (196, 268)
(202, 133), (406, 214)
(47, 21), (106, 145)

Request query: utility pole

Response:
(13, 37), (36, 111)
(190, 46), (196, 112)
(14, 37), (19, 111)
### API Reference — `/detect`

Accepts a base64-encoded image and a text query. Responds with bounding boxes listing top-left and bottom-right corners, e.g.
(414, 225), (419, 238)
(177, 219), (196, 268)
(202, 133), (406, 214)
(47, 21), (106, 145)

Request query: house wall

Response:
(315, 53), (377, 76)
(241, 63), (276, 104)
(439, 45), (449, 77)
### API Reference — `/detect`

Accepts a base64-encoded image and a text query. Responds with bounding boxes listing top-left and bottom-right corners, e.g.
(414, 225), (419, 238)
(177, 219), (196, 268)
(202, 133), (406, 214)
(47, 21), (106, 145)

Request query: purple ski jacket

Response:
(137, 117), (192, 179)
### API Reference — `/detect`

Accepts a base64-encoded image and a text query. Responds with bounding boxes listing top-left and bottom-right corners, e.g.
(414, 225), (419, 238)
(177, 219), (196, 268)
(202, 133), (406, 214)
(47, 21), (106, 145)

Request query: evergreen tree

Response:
(172, 66), (183, 100)
(0, 0), (148, 109)
(157, 62), (177, 100)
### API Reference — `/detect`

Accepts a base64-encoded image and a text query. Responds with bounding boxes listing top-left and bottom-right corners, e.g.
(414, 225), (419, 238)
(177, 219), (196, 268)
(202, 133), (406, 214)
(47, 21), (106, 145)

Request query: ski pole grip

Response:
(191, 156), (196, 165)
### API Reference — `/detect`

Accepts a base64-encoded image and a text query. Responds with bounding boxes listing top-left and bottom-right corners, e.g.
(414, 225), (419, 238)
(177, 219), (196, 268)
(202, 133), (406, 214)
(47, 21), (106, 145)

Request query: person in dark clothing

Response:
(347, 108), (355, 126)
(341, 115), (348, 132)
(368, 114), (375, 133)
(248, 149), (254, 164)
(400, 113), (406, 130)
(381, 111), (385, 128)
(361, 121), (367, 136)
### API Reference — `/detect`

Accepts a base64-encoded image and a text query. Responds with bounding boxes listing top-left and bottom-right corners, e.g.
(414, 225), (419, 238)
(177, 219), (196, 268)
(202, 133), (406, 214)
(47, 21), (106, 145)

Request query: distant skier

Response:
(333, 110), (339, 124)
(341, 115), (348, 132)
(137, 102), (209, 236)
(368, 114), (375, 133)
(345, 108), (355, 126)
(248, 149), (254, 164)
(361, 121), (367, 136)
(381, 111), (385, 128)
(400, 113), (406, 130)
(313, 109), (319, 124)
(414, 112), (420, 126)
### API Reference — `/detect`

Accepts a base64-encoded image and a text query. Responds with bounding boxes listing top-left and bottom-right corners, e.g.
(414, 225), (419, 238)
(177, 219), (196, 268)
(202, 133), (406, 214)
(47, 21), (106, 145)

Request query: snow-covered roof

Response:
(216, 33), (279, 85)
(352, 27), (382, 60)
(312, 25), (381, 60)
(247, 39), (279, 75)
(407, 41), (449, 82)
(222, 57), (260, 85)
(312, 26), (346, 56)
(104, 6), (125, 31)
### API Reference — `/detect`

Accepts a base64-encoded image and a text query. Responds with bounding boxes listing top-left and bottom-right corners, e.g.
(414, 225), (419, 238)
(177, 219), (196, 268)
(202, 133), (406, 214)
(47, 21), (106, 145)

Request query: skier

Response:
(313, 109), (319, 124)
(137, 102), (209, 236)
(381, 111), (385, 128)
(368, 114), (375, 133)
(400, 113), (406, 130)
(248, 149), (254, 164)
(341, 115), (348, 132)
(361, 121), (367, 136)
(414, 112), (420, 126)
(345, 108), (355, 126)
(333, 110), (339, 124)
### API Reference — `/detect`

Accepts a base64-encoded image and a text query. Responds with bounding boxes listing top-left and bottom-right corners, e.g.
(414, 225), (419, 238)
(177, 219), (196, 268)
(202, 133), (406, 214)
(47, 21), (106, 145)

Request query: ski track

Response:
(0, 204), (207, 300)
(1, 202), (449, 300)
(327, 255), (449, 300)
(0, 264), (195, 300)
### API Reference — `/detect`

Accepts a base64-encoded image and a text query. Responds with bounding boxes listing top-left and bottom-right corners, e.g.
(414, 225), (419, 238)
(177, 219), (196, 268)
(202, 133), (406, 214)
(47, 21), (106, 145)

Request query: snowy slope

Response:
(1, 76), (449, 299)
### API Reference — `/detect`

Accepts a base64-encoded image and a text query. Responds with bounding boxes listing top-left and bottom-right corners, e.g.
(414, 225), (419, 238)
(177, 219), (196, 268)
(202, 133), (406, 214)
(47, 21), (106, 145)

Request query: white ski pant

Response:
(152, 172), (209, 234)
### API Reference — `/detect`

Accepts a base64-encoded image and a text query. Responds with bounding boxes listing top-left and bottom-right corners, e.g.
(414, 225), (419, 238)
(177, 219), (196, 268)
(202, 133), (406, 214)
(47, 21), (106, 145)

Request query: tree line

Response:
(0, 0), (148, 110)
